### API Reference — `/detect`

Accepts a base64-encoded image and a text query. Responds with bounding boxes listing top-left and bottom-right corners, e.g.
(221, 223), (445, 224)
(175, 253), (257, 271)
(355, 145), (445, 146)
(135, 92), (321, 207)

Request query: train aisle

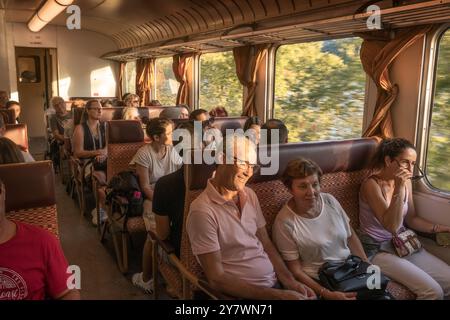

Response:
(54, 174), (156, 300)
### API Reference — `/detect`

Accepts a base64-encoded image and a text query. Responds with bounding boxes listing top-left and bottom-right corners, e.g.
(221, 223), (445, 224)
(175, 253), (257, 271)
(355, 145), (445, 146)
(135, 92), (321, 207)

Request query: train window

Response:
(199, 51), (243, 116)
(274, 38), (365, 141)
(124, 60), (136, 96)
(155, 57), (179, 105)
(17, 56), (40, 83)
(425, 29), (450, 191)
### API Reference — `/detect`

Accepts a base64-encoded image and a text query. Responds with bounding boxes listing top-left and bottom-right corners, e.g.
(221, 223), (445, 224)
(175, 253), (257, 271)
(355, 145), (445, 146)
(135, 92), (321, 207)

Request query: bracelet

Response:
(319, 287), (327, 297)
(432, 224), (439, 233)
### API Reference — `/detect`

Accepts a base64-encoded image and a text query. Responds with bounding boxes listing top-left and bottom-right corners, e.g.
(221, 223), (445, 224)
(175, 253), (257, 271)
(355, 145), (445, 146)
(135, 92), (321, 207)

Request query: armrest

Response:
(156, 238), (176, 255)
(197, 278), (235, 300)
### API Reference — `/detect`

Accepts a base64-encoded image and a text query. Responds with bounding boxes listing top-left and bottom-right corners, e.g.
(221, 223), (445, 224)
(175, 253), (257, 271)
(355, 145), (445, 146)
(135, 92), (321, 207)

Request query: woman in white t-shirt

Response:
(129, 117), (182, 294)
(272, 158), (368, 300)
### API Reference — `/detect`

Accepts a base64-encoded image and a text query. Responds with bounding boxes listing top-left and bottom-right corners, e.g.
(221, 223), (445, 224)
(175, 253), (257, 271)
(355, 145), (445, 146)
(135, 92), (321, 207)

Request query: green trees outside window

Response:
(426, 30), (450, 191)
(274, 38), (365, 142)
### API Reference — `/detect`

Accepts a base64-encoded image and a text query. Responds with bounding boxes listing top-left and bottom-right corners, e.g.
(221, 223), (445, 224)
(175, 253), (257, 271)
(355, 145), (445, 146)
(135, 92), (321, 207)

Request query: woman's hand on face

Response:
(393, 166), (412, 187)
(323, 290), (357, 300)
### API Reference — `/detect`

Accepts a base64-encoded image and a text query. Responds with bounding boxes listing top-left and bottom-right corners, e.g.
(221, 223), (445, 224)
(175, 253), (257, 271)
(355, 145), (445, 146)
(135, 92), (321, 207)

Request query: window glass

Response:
(155, 57), (179, 105)
(426, 30), (450, 191)
(199, 51), (243, 116)
(124, 61), (136, 96)
(274, 38), (365, 141)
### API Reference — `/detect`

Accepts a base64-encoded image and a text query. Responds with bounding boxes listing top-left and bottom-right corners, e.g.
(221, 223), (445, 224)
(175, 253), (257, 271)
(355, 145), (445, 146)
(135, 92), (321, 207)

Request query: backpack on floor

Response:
(106, 170), (143, 218)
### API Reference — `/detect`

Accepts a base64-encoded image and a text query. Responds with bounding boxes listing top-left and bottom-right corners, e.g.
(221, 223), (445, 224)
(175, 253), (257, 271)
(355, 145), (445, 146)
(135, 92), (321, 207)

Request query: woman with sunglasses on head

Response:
(359, 138), (450, 299)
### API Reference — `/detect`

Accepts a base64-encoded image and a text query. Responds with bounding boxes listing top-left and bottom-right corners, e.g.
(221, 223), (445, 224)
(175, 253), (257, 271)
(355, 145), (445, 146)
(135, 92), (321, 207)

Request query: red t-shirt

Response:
(0, 221), (70, 300)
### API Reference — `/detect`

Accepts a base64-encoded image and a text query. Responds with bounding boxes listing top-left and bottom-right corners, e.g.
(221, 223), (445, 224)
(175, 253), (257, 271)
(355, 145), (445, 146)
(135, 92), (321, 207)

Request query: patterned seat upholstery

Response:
(0, 161), (59, 238)
(7, 205), (59, 238)
(103, 120), (146, 273)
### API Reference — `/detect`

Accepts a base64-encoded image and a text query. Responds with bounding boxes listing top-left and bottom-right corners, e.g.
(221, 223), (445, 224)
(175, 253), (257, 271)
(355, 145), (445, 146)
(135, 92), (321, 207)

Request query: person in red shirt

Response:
(0, 179), (80, 300)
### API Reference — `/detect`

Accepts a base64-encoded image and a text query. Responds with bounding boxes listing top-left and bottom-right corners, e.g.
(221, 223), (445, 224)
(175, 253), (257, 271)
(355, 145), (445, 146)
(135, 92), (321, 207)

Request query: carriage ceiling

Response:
(2, 0), (450, 61)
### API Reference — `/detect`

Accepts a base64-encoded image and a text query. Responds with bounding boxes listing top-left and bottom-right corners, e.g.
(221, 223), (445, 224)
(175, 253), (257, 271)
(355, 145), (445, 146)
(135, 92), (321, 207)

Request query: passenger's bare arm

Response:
(256, 227), (316, 299)
(56, 289), (81, 300)
(360, 178), (406, 234)
(135, 164), (154, 200)
(347, 227), (369, 262)
(404, 181), (450, 233)
(155, 215), (170, 240)
(285, 260), (356, 300)
(198, 250), (307, 300)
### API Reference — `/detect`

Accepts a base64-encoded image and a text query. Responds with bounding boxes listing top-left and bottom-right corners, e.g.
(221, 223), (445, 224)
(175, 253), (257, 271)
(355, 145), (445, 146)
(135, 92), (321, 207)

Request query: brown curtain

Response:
(136, 58), (154, 106)
(117, 61), (125, 100)
(233, 44), (269, 116)
(357, 25), (434, 138)
(173, 53), (194, 107)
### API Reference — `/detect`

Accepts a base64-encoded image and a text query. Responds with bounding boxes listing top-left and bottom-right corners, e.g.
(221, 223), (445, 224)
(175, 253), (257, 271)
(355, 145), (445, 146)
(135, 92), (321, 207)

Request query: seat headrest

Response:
(252, 138), (378, 183)
(107, 120), (144, 144)
(184, 138), (378, 189)
(211, 117), (247, 134)
(0, 109), (16, 124)
(147, 105), (167, 118)
(0, 161), (56, 212)
(4, 124), (28, 151)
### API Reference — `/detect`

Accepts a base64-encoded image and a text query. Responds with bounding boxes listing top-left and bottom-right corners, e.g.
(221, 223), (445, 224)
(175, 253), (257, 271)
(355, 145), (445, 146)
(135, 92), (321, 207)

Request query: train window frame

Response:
(198, 50), (244, 116)
(272, 37), (366, 143)
(419, 26), (450, 195)
(17, 55), (40, 83)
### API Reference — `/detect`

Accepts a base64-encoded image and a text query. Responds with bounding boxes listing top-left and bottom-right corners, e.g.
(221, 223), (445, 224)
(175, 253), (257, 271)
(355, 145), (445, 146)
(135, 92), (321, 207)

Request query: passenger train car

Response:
(0, 0), (449, 304)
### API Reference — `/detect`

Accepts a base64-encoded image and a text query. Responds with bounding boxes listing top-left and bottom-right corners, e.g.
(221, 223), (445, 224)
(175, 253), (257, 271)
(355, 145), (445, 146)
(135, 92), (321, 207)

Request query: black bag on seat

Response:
(106, 170), (143, 218)
(319, 255), (392, 300)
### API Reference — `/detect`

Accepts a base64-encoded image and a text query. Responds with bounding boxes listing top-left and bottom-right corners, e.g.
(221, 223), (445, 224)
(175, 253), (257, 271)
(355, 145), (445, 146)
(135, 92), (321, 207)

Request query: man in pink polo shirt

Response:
(187, 134), (316, 299)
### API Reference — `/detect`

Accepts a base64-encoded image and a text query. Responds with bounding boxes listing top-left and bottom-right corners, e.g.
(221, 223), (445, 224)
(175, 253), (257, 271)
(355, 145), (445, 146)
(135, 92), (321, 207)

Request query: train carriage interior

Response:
(0, 0), (450, 302)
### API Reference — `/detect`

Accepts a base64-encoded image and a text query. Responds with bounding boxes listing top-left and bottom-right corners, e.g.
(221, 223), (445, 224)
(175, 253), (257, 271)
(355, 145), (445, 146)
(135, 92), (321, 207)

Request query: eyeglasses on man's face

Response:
(232, 156), (257, 171)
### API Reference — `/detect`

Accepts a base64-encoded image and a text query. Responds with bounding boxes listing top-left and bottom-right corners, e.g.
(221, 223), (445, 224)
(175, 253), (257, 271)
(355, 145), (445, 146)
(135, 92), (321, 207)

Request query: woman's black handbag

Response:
(319, 255), (393, 300)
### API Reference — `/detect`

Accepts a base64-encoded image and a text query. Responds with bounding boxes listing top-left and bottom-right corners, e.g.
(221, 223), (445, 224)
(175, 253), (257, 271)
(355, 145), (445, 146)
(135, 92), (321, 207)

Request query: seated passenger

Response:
(186, 134), (315, 300)
(160, 106), (187, 120)
(72, 100), (107, 167)
(0, 179), (80, 300)
(153, 121), (202, 257)
(358, 138), (450, 300)
(243, 116), (262, 145)
(101, 99), (114, 108)
(122, 107), (140, 121)
(0, 137), (26, 164)
(0, 90), (9, 109)
(261, 119), (289, 144)
(209, 106), (228, 118)
(189, 108), (209, 122)
(272, 158), (369, 300)
(177, 104), (190, 119)
(49, 97), (72, 144)
(124, 94), (140, 108)
(130, 117), (182, 293)
(5, 101), (20, 124)
(72, 100), (107, 224)
(149, 99), (162, 106)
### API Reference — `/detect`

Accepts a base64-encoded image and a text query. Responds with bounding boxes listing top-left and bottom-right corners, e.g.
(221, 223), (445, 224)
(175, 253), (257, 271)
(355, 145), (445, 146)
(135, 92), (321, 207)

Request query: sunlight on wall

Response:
(59, 77), (71, 100)
(10, 91), (19, 101)
(90, 66), (116, 97)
